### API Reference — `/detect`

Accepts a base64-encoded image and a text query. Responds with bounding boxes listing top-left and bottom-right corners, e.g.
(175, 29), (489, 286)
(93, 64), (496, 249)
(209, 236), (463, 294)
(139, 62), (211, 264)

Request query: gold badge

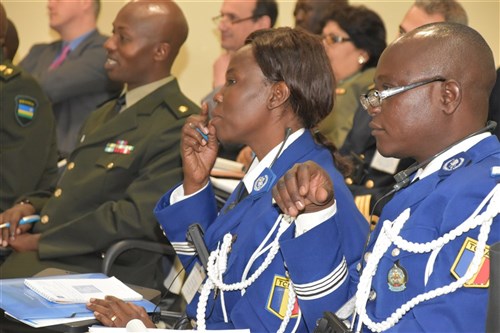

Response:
(387, 260), (408, 292)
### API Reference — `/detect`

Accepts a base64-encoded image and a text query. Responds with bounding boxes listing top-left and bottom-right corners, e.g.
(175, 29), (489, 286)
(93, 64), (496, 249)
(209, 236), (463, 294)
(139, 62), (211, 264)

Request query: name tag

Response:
(181, 262), (206, 304)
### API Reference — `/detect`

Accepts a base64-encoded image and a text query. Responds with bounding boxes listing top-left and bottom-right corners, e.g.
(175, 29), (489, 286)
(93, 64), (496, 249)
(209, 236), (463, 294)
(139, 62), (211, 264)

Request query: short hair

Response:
(92, 0), (101, 18)
(323, 5), (387, 70)
(414, 0), (468, 25)
(253, 0), (278, 27)
(245, 27), (334, 129)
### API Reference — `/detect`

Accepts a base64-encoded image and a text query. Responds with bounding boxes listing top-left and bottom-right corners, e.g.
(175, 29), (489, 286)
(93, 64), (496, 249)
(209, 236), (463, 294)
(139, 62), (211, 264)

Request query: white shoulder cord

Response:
(241, 214), (283, 295)
(196, 214), (297, 332)
(355, 184), (500, 333)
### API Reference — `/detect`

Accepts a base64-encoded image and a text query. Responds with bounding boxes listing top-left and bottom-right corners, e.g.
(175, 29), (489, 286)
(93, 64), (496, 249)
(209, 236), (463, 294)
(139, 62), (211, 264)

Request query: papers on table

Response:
(24, 276), (143, 304)
(0, 273), (155, 328)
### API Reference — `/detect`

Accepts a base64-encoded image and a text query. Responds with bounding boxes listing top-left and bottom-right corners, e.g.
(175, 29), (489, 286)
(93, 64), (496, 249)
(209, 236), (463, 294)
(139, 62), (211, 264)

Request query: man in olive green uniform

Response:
(0, 0), (199, 291)
(0, 4), (58, 214)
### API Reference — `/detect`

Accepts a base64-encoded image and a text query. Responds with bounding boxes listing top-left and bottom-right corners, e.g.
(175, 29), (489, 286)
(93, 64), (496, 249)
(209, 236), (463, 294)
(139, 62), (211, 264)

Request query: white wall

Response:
(4, 0), (499, 104)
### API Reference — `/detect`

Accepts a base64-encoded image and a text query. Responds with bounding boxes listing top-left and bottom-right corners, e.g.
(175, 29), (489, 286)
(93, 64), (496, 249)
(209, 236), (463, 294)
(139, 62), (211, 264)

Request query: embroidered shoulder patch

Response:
(266, 275), (299, 319)
(450, 237), (490, 288)
(15, 95), (37, 126)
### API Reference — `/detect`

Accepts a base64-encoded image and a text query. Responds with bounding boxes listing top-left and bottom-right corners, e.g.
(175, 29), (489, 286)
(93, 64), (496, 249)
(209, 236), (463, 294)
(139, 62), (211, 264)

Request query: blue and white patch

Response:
(491, 166), (500, 179)
(251, 168), (276, 198)
(439, 152), (471, 176)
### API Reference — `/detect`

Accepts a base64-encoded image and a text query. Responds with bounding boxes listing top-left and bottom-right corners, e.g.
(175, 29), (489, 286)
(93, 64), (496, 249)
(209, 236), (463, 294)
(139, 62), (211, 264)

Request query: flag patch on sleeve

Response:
(451, 237), (489, 288)
(266, 275), (299, 319)
(15, 95), (37, 126)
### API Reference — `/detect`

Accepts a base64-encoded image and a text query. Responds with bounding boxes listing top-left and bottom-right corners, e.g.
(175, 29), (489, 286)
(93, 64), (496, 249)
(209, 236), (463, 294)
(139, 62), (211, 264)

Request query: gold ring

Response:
(110, 315), (117, 322)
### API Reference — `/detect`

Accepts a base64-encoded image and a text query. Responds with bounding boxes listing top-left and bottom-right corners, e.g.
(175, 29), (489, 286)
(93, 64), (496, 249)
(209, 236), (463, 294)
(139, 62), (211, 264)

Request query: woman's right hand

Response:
(182, 103), (218, 195)
(0, 203), (36, 247)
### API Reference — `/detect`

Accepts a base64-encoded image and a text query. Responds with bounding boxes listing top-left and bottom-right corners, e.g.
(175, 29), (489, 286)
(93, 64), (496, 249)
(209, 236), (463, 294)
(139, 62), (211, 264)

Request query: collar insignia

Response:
(251, 167), (276, 198)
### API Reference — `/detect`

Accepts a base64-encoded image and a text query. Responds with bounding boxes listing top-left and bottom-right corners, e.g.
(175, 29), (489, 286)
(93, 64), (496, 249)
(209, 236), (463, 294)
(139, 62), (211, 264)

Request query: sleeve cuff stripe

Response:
(293, 257), (346, 290)
(175, 251), (196, 256)
(294, 258), (347, 297)
(296, 269), (347, 301)
(172, 242), (196, 254)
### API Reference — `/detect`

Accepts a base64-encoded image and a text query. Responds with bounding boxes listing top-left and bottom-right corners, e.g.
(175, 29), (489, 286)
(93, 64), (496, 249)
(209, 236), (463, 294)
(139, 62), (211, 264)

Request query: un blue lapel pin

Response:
(250, 168), (276, 199)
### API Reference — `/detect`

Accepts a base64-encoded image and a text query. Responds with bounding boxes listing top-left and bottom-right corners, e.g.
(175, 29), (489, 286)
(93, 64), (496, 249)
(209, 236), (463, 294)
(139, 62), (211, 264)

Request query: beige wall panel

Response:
(3, 0), (499, 104)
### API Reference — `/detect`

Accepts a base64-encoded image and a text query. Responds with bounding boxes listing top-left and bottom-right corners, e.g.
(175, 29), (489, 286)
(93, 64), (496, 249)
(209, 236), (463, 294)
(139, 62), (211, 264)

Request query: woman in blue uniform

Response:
(88, 27), (368, 332)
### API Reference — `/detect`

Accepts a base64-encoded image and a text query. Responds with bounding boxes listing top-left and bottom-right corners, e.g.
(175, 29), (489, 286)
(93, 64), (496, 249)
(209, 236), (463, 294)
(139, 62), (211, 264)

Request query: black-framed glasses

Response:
(322, 33), (352, 46)
(212, 13), (259, 26)
(360, 77), (446, 110)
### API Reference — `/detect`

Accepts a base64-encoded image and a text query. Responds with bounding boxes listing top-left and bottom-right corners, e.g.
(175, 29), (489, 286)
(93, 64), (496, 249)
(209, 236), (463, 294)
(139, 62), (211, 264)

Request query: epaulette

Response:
(0, 63), (21, 81)
(164, 94), (199, 119)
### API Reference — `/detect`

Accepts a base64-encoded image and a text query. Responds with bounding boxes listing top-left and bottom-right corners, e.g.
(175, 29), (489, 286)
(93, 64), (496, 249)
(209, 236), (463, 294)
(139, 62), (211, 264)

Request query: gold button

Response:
(178, 105), (188, 113)
(360, 154), (365, 160)
(67, 162), (75, 170)
(4, 68), (13, 75)
(345, 177), (353, 185)
(391, 248), (400, 257)
(41, 215), (49, 224)
(365, 179), (375, 189)
(54, 188), (62, 197)
(364, 251), (371, 262)
(356, 262), (362, 272)
(106, 162), (114, 169)
(0, 64), (6, 71)
(369, 290), (377, 301)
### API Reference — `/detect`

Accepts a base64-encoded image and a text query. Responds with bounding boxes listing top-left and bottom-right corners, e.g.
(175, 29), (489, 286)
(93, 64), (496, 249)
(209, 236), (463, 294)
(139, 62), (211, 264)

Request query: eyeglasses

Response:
(360, 77), (446, 110)
(212, 13), (259, 26)
(322, 33), (352, 46)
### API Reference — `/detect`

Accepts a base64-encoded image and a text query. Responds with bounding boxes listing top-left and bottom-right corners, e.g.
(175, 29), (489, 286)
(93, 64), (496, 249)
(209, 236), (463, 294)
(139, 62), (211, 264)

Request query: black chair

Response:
(101, 239), (187, 328)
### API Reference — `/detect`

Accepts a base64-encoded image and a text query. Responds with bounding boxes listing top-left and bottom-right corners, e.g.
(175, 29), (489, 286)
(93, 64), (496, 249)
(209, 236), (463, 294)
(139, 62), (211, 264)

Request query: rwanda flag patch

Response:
(15, 95), (37, 126)
(266, 275), (299, 319)
(451, 237), (490, 288)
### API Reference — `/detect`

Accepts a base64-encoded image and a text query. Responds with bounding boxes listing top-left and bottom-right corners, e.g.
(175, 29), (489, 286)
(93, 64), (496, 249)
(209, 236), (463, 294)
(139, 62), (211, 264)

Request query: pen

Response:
(195, 127), (209, 141)
(0, 215), (41, 229)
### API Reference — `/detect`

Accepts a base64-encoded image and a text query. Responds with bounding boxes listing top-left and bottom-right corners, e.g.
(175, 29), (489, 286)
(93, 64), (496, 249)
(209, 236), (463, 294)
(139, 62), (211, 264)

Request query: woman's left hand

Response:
(87, 295), (156, 328)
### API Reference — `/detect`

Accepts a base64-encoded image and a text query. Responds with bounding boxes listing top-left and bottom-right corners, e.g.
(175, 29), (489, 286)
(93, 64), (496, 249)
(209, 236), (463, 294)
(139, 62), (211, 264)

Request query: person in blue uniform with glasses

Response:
(274, 22), (500, 332)
(87, 27), (368, 332)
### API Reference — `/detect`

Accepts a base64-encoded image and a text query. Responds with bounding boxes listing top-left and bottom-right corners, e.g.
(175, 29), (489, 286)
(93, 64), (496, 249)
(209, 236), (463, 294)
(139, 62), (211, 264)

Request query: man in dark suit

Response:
(0, 0), (199, 291)
(0, 4), (58, 213)
(19, 0), (122, 158)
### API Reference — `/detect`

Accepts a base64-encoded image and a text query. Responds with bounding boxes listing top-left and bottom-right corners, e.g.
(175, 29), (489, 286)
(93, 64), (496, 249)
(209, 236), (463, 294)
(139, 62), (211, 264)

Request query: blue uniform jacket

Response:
(154, 131), (368, 332)
(354, 135), (500, 332)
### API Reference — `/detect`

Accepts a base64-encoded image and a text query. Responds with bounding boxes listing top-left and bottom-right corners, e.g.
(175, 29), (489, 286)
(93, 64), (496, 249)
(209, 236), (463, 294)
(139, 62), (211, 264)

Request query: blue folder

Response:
(0, 273), (156, 320)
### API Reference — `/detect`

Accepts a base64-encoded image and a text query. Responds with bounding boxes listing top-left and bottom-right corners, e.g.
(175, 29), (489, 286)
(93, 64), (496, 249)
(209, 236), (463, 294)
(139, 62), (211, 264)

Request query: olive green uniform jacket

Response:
(318, 68), (376, 148)
(1, 79), (199, 290)
(0, 53), (58, 212)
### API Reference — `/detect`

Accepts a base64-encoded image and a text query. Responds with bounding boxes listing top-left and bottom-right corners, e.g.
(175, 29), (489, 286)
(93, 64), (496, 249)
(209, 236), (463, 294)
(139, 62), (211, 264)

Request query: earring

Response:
(358, 55), (366, 65)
